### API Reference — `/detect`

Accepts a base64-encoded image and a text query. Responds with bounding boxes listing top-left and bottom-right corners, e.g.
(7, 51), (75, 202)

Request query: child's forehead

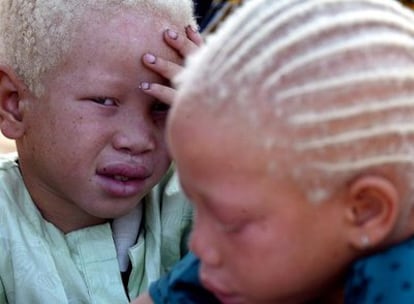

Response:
(0, 0), (195, 97)
(74, 8), (167, 38)
(72, 4), (186, 32)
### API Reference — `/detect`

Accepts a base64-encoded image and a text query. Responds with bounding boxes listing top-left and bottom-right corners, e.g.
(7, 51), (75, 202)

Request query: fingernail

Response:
(167, 29), (178, 40)
(186, 24), (199, 33)
(143, 53), (156, 64)
(140, 82), (151, 90)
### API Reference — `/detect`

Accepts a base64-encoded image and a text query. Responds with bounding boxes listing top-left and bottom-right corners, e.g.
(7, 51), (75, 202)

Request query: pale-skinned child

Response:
(134, 0), (414, 303)
(0, 0), (202, 303)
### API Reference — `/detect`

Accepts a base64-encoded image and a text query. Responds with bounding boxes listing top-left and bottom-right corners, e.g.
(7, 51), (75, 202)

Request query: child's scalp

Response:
(177, 0), (414, 203)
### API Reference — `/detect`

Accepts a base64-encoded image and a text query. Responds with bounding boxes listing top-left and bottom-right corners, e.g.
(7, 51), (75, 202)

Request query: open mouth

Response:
(96, 163), (153, 196)
(113, 175), (132, 182)
(97, 172), (149, 197)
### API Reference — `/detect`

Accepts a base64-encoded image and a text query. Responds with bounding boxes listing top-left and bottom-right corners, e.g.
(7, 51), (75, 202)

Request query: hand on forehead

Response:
(0, 0), (196, 96)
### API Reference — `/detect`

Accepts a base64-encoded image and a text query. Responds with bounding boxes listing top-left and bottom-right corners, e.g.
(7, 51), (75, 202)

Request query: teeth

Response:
(114, 175), (129, 182)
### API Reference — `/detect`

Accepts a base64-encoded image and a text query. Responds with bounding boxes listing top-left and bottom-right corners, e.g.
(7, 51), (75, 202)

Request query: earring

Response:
(361, 235), (370, 248)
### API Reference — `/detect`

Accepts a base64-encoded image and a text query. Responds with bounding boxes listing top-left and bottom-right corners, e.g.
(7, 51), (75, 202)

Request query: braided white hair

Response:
(177, 0), (414, 203)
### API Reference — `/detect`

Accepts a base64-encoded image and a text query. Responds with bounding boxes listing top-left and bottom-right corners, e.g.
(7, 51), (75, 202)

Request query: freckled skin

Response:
(15, 9), (184, 232)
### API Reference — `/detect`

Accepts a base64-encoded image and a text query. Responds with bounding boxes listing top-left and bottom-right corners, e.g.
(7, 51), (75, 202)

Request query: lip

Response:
(96, 163), (152, 197)
(213, 292), (245, 304)
(201, 278), (245, 304)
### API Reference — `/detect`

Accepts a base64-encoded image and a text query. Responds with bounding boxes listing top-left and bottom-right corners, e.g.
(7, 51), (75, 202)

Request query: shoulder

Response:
(0, 153), (22, 211)
(0, 153), (21, 193)
(0, 153), (39, 249)
(0, 153), (27, 211)
(0, 152), (18, 171)
(345, 237), (414, 303)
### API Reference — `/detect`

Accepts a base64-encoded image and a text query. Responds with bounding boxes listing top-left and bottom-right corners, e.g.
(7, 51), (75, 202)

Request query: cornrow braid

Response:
(177, 0), (414, 203)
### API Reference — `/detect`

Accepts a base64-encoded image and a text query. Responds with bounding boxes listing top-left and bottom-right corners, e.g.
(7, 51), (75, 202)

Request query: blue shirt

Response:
(345, 237), (414, 303)
(149, 252), (220, 304)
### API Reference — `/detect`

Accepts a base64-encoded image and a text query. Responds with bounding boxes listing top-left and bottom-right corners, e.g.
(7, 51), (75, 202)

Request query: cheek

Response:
(226, 220), (300, 275)
(152, 142), (172, 177)
(218, 222), (278, 269)
(156, 150), (172, 173)
(153, 127), (169, 152)
(155, 128), (171, 158)
(26, 103), (82, 141)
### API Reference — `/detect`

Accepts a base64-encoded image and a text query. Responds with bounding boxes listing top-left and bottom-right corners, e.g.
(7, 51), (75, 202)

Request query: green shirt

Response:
(0, 154), (192, 303)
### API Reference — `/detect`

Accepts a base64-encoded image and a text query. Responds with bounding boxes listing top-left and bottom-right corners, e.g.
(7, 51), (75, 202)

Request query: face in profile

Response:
(168, 95), (354, 304)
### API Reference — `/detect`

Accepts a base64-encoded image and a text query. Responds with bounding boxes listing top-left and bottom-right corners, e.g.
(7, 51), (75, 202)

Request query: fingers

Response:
(142, 52), (181, 83)
(185, 25), (204, 47)
(140, 48), (183, 106)
(140, 25), (203, 105)
(163, 26), (203, 57)
(141, 25), (202, 79)
(140, 82), (175, 105)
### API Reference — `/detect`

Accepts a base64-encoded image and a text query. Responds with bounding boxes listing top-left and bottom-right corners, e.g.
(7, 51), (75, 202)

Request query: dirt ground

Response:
(0, 134), (16, 153)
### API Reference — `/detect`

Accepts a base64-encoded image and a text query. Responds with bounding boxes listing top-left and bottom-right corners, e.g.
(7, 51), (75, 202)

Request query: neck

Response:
(38, 205), (107, 233)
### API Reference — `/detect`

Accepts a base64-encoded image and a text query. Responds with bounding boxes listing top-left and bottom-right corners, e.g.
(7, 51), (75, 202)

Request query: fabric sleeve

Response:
(149, 252), (220, 304)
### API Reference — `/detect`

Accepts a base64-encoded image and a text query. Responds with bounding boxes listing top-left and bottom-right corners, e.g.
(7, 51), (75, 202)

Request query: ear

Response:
(345, 175), (399, 251)
(0, 65), (26, 139)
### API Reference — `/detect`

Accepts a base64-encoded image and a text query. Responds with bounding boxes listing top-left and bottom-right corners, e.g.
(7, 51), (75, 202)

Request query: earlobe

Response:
(0, 66), (25, 139)
(346, 175), (399, 251)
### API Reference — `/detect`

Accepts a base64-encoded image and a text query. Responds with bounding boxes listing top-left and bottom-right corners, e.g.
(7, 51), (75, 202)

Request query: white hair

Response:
(0, 0), (196, 96)
(176, 0), (414, 203)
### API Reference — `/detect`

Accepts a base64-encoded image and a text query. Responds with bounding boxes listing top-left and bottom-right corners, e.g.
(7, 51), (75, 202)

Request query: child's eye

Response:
(91, 97), (117, 106)
(151, 101), (170, 114)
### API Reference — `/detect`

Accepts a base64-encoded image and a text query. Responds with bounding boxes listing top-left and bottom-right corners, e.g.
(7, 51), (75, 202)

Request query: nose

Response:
(190, 220), (221, 268)
(112, 112), (157, 154)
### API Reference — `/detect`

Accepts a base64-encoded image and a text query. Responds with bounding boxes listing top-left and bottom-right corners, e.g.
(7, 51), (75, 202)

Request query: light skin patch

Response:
(167, 103), (355, 304)
(11, 8), (188, 232)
